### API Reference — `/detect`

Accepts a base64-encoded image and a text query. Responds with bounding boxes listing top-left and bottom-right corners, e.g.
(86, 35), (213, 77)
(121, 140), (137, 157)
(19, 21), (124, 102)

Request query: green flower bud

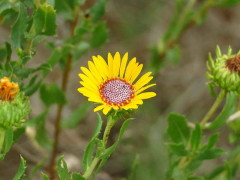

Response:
(0, 77), (30, 129)
(206, 46), (240, 94)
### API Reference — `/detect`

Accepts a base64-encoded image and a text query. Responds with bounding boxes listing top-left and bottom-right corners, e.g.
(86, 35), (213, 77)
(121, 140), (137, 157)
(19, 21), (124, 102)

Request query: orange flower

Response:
(0, 77), (19, 101)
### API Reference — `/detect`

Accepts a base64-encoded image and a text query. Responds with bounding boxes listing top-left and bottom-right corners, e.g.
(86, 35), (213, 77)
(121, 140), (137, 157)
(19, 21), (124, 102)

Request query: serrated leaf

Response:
(11, 3), (28, 48)
(40, 83), (67, 106)
(13, 156), (26, 180)
(168, 143), (189, 156)
(90, 22), (108, 48)
(167, 113), (190, 144)
(61, 101), (91, 129)
(57, 156), (71, 180)
(190, 124), (202, 150)
(208, 92), (237, 130)
(82, 114), (103, 171)
(89, 0), (107, 22)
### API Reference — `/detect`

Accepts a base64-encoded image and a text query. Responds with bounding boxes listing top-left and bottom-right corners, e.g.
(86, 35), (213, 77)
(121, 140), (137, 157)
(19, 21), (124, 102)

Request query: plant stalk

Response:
(83, 115), (116, 179)
(48, 7), (79, 180)
(200, 89), (225, 126)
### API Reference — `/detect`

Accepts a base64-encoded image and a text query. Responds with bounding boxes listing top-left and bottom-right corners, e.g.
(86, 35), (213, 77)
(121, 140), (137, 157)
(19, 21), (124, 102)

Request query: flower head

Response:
(0, 77), (30, 129)
(78, 52), (156, 115)
(206, 46), (240, 94)
(0, 77), (19, 101)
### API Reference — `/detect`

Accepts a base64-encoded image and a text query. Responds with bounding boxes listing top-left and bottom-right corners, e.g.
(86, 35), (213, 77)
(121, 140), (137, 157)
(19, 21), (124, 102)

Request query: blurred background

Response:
(0, 0), (240, 179)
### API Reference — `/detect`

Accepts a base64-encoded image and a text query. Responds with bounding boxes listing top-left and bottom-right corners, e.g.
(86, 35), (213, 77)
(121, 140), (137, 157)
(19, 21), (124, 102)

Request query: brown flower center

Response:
(225, 55), (240, 74)
(0, 77), (19, 101)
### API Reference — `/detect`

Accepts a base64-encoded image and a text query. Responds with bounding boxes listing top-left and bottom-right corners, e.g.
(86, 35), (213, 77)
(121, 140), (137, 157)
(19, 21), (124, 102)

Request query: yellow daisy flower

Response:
(78, 52), (156, 115)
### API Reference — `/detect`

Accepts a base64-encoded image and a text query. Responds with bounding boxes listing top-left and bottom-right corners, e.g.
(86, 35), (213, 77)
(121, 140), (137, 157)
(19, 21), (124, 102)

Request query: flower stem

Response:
(103, 116), (116, 146)
(200, 89), (226, 127)
(83, 115), (116, 179)
(0, 128), (5, 153)
(83, 157), (100, 179)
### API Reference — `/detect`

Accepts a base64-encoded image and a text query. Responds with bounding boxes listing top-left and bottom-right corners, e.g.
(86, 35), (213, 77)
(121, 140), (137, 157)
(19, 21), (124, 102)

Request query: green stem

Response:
(0, 128), (6, 153)
(83, 115), (116, 179)
(103, 116), (116, 146)
(83, 157), (100, 179)
(200, 89), (226, 126)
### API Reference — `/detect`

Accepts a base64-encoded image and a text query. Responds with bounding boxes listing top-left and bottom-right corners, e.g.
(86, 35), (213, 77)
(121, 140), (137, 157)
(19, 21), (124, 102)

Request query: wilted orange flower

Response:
(0, 77), (19, 101)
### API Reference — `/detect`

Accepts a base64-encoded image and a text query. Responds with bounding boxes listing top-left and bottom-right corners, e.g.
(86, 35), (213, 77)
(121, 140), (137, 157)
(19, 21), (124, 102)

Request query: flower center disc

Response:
(100, 78), (134, 106)
(226, 55), (240, 74)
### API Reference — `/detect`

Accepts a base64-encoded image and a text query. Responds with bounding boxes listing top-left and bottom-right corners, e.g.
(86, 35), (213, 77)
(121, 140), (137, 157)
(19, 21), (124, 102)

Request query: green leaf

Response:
(57, 156), (71, 180)
(61, 102), (91, 129)
(13, 156), (26, 180)
(89, 0), (107, 22)
(197, 148), (225, 160)
(11, 3), (28, 48)
(71, 173), (85, 180)
(202, 133), (219, 151)
(40, 83), (67, 106)
(82, 114), (103, 171)
(208, 92), (237, 130)
(168, 143), (189, 156)
(33, 4), (57, 35)
(216, 0), (240, 7)
(190, 124), (202, 150)
(96, 118), (133, 173)
(3, 128), (13, 154)
(128, 155), (139, 180)
(42, 173), (49, 180)
(167, 113), (190, 144)
(24, 76), (42, 96)
(206, 165), (225, 180)
(90, 22), (108, 48)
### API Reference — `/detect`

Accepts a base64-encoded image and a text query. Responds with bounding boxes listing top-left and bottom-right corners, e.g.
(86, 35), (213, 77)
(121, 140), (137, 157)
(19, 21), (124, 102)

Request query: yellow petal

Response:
(103, 106), (112, 115)
(129, 64), (143, 84)
(94, 105), (105, 112)
(136, 84), (156, 95)
(88, 96), (103, 103)
(112, 105), (119, 110)
(134, 72), (153, 90)
(79, 73), (99, 88)
(119, 53), (128, 78)
(123, 103), (138, 110)
(80, 67), (99, 85)
(113, 52), (121, 78)
(108, 53), (114, 78)
(80, 81), (99, 93)
(77, 87), (98, 97)
(92, 56), (108, 81)
(88, 61), (103, 84)
(131, 99), (143, 105)
(135, 92), (156, 100)
(124, 57), (137, 82)
(97, 55), (109, 77)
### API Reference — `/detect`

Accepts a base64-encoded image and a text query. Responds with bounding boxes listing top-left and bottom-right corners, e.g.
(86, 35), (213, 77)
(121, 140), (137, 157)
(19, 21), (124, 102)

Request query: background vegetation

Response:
(1, 0), (240, 179)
